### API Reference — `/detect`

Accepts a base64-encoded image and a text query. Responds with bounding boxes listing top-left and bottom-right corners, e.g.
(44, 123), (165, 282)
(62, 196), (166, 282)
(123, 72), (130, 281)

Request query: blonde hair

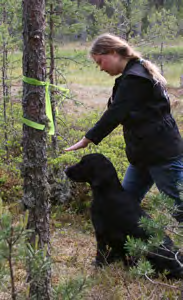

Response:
(90, 33), (167, 86)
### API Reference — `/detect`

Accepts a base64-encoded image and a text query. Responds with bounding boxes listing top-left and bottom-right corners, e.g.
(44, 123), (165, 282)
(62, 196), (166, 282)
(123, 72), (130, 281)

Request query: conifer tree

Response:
(103, 0), (148, 40)
(22, 0), (51, 298)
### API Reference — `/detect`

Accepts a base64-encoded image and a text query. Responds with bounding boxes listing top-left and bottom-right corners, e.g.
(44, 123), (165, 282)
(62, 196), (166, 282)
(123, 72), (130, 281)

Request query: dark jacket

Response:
(85, 59), (183, 166)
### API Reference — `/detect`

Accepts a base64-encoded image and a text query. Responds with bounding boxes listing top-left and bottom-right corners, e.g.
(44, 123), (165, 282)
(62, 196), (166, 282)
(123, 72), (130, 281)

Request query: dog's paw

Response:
(91, 259), (105, 268)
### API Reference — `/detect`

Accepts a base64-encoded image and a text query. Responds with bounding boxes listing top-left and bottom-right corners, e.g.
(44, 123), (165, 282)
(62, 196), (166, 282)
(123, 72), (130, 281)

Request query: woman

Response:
(65, 33), (183, 222)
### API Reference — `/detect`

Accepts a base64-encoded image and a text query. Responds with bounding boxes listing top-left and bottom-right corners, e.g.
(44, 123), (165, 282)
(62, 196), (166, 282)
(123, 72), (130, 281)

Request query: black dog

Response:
(65, 153), (183, 278)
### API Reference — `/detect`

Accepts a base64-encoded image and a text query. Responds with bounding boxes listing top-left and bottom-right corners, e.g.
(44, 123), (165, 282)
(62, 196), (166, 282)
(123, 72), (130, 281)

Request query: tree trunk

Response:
(125, 0), (131, 41)
(160, 42), (164, 75)
(22, 0), (51, 299)
(2, 4), (9, 158)
(9, 227), (16, 300)
(180, 75), (183, 87)
(49, 3), (58, 154)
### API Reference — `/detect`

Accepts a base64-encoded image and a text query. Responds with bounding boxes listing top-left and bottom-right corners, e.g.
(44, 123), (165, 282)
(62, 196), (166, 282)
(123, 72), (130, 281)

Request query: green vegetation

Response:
(0, 38), (183, 297)
(8, 40), (183, 87)
(165, 62), (183, 87)
(0, 90), (182, 298)
(1, 0), (183, 297)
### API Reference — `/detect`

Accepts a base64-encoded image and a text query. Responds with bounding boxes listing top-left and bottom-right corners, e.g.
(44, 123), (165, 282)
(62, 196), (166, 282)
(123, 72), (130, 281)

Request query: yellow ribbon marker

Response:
(22, 76), (69, 135)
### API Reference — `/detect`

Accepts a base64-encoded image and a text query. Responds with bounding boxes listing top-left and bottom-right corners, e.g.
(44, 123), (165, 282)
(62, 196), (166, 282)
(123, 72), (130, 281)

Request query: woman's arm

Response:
(64, 137), (91, 151)
(65, 76), (152, 151)
(85, 76), (151, 144)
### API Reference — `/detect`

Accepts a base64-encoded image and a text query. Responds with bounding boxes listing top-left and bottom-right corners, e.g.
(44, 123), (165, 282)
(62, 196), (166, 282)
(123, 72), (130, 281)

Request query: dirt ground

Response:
(10, 82), (183, 112)
(62, 83), (183, 117)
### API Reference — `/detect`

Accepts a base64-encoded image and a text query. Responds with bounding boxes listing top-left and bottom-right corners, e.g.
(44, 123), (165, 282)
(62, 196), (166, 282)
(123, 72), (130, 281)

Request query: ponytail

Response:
(140, 59), (167, 86)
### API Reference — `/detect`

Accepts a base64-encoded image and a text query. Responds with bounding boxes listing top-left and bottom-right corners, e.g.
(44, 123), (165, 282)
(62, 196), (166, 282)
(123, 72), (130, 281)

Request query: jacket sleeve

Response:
(85, 75), (152, 145)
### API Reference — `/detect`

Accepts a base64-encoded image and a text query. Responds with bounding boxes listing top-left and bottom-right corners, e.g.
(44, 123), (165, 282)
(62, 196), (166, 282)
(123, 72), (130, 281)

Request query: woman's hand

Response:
(64, 137), (91, 151)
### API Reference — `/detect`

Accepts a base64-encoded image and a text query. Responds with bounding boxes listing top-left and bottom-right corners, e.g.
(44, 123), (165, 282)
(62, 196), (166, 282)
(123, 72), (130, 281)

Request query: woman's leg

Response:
(149, 157), (183, 222)
(122, 164), (154, 202)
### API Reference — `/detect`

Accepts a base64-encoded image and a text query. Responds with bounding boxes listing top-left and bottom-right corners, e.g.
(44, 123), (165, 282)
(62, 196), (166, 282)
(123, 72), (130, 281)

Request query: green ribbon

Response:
(22, 76), (69, 135)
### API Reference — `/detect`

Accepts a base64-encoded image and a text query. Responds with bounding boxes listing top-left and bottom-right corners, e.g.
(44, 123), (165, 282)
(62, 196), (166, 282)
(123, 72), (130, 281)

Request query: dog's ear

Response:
(92, 171), (111, 187)
(91, 162), (114, 187)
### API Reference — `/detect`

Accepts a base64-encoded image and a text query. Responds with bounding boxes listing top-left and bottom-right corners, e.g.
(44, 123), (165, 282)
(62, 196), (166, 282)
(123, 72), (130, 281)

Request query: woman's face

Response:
(92, 52), (126, 76)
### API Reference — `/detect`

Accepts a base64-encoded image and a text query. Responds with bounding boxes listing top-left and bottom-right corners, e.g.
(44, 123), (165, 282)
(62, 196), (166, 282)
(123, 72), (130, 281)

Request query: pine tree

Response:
(22, 0), (51, 298)
(101, 0), (148, 40)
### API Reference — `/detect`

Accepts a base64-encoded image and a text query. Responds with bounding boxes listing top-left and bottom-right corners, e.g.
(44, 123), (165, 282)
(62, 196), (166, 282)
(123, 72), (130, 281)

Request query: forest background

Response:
(0, 0), (183, 299)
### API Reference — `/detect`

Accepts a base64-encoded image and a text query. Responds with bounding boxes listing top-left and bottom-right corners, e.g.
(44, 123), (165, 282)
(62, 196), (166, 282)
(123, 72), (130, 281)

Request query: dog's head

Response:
(65, 153), (118, 187)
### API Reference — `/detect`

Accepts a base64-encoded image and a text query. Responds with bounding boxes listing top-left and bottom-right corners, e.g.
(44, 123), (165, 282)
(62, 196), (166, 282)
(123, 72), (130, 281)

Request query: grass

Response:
(135, 36), (183, 55)
(164, 62), (183, 87)
(55, 42), (183, 87)
(62, 62), (114, 86)
(50, 209), (182, 300)
(62, 58), (183, 87)
(7, 38), (183, 87)
(8, 51), (22, 80)
(0, 204), (182, 299)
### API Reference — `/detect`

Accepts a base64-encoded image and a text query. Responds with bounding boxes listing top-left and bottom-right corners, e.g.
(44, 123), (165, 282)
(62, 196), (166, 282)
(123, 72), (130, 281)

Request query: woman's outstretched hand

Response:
(64, 137), (91, 151)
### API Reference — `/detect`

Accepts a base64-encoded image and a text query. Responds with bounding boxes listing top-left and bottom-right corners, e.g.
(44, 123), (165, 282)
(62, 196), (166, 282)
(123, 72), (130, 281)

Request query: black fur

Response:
(65, 153), (183, 278)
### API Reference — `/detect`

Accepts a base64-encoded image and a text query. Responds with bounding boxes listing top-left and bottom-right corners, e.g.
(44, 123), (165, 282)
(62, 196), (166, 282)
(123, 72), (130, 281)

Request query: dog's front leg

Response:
(95, 235), (109, 267)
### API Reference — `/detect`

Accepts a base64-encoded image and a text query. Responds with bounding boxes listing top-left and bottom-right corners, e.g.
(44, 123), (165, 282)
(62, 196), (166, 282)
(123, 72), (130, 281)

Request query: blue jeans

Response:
(122, 157), (183, 222)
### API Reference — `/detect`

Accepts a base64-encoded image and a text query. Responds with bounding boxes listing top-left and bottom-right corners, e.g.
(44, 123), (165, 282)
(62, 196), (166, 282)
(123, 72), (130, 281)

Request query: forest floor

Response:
(49, 212), (183, 300)
(2, 211), (180, 299)
(0, 84), (183, 299)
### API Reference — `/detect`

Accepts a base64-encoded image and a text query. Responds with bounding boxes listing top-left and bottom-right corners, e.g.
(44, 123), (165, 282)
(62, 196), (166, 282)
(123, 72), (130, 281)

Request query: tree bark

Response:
(22, 0), (51, 299)
(49, 3), (58, 154)
(8, 227), (16, 300)
(125, 0), (131, 41)
(160, 42), (164, 76)
(2, 4), (9, 158)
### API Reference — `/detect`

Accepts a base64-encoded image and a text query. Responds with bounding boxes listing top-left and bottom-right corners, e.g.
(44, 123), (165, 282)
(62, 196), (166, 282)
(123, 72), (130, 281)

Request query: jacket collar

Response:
(122, 58), (139, 75)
